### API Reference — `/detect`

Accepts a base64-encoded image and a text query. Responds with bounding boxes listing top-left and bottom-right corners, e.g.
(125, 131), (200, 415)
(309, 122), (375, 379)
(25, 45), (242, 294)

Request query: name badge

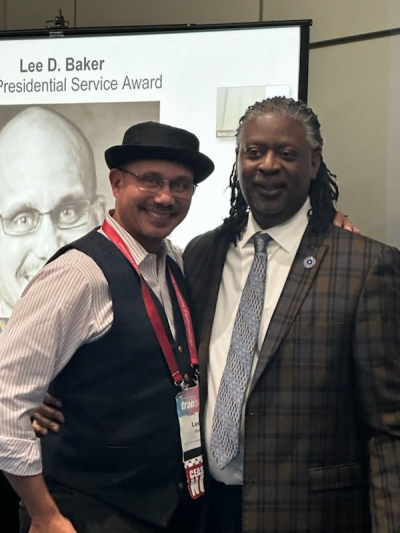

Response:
(176, 385), (205, 499)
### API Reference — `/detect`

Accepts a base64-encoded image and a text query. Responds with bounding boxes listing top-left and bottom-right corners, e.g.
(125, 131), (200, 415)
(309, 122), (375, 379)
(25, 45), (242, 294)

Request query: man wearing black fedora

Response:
(0, 121), (214, 533)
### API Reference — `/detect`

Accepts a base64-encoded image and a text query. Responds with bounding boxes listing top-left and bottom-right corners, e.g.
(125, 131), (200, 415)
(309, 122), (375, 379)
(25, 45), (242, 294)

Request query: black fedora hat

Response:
(105, 121), (214, 184)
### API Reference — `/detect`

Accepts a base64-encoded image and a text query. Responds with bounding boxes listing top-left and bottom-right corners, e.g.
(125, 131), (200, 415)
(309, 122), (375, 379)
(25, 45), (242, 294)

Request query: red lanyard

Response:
(102, 220), (198, 386)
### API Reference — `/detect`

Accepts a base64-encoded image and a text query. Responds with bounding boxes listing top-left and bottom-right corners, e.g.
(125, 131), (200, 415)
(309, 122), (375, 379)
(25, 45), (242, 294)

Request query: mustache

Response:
(140, 201), (178, 214)
(253, 175), (287, 189)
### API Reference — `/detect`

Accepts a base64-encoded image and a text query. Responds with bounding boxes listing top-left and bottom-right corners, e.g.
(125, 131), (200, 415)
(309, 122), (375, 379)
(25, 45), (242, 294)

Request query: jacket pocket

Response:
(309, 462), (366, 491)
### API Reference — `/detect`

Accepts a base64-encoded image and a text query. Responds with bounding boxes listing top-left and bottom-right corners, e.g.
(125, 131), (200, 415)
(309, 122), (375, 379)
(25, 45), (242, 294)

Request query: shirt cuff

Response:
(0, 435), (42, 476)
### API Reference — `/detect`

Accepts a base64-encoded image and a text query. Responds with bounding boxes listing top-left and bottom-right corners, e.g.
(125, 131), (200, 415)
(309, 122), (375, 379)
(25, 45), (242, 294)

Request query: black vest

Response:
(42, 229), (193, 526)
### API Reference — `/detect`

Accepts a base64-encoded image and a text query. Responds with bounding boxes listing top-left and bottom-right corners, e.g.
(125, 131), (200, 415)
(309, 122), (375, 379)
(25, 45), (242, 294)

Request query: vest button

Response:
(177, 345), (183, 353)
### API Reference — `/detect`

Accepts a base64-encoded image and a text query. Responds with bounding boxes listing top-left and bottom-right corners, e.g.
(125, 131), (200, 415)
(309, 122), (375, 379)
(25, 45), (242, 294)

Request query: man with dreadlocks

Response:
(184, 97), (400, 533)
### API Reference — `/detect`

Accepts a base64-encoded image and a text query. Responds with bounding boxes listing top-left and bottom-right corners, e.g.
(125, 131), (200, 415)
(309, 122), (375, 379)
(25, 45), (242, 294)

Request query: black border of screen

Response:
(0, 20), (311, 103)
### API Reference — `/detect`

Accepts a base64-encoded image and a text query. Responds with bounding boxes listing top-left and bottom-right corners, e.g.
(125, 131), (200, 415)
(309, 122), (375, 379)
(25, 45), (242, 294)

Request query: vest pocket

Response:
(309, 462), (366, 491)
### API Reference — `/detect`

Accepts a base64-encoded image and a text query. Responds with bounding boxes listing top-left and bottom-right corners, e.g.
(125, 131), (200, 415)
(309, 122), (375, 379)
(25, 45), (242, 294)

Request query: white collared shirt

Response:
(205, 199), (311, 485)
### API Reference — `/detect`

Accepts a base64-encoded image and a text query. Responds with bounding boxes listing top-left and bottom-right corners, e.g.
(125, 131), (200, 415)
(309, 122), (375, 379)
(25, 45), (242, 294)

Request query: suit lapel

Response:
(250, 226), (329, 392)
(198, 227), (231, 405)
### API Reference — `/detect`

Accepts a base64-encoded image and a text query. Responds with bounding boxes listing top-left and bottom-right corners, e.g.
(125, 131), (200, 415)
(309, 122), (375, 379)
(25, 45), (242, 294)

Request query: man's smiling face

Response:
(109, 159), (194, 253)
(236, 112), (321, 229)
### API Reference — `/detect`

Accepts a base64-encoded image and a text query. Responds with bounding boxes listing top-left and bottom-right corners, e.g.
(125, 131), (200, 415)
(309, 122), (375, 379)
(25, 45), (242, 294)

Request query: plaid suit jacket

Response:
(184, 222), (400, 533)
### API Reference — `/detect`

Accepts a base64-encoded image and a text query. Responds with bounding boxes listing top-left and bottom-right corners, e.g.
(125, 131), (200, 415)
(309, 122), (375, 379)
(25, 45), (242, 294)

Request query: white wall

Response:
(263, 0), (400, 42)
(264, 1), (400, 247)
(0, 0), (6, 29)
(78, 0), (259, 26)
(5, 1), (75, 30)
(3, 0), (259, 29)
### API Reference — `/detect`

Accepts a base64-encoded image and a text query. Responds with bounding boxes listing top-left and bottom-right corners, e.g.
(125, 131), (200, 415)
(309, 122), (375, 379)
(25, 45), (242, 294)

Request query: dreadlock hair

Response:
(224, 96), (339, 243)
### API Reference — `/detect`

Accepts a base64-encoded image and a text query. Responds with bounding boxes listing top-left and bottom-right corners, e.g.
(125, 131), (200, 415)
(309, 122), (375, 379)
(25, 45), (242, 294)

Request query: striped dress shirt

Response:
(0, 213), (183, 476)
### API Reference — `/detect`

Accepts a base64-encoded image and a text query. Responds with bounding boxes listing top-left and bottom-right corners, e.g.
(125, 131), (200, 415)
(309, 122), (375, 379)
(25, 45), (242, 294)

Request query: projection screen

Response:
(0, 21), (310, 322)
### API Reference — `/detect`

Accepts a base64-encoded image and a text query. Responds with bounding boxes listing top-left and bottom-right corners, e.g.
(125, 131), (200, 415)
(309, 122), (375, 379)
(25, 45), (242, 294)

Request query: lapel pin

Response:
(303, 256), (316, 269)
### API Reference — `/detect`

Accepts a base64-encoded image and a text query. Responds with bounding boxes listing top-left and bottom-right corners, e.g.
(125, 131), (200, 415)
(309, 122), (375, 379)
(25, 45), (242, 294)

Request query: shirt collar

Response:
(105, 211), (167, 266)
(240, 198), (311, 253)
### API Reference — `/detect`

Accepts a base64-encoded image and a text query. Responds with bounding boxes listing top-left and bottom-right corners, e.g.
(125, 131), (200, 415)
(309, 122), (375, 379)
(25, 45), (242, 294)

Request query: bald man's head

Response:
(0, 106), (105, 317)
(0, 106), (97, 198)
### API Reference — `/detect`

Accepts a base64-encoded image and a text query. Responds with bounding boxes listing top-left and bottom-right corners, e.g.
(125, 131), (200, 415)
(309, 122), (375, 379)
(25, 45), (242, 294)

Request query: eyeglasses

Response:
(0, 199), (94, 237)
(119, 168), (196, 197)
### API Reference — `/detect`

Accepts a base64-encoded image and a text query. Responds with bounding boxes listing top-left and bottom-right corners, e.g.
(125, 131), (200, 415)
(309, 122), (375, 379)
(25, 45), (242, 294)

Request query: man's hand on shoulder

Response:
(333, 211), (360, 234)
(32, 393), (64, 437)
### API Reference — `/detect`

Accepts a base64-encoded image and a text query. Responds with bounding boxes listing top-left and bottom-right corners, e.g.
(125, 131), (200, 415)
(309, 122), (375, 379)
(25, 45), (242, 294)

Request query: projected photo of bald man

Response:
(0, 101), (159, 318)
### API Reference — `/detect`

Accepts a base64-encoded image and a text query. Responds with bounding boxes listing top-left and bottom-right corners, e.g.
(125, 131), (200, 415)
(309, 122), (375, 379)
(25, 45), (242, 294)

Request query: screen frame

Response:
(0, 19), (312, 318)
(0, 20), (312, 103)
